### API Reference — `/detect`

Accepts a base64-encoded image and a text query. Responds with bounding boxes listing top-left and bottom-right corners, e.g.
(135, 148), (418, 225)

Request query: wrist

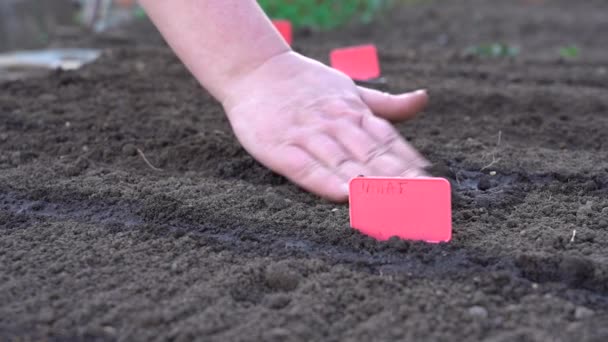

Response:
(198, 43), (291, 105)
(218, 49), (303, 110)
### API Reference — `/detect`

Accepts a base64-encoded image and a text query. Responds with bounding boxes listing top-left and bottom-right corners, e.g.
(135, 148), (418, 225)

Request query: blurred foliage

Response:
(133, 7), (147, 19)
(258, 0), (393, 30)
(558, 46), (580, 59)
(466, 43), (520, 58)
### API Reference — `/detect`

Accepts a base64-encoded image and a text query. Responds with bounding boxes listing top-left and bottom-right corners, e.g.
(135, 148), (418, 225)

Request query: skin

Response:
(138, 0), (430, 202)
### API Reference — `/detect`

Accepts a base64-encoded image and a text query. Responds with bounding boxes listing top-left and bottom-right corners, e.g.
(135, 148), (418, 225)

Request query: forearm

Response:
(138, 0), (290, 102)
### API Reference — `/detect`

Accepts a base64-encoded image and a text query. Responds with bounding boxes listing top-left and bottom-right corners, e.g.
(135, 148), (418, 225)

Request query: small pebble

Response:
(103, 326), (117, 336)
(264, 293), (291, 310)
(489, 171), (497, 176)
(122, 144), (137, 156)
(468, 305), (488, 319)
(265, 262), (300, 291)
(263, 192), (289, 210)
(574, 306), (594, 320)
(135, 61), (146, 72)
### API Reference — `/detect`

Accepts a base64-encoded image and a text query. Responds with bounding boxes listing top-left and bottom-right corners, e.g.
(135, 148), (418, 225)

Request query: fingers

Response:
(295, 133), (349, 169)
(361, 115), (430, 171)
(294, 133), (368, 181)
(269, 117), (428, 202)
(358, 87), (428, 122)
(325, 118), (428, 177)
(271, 145), (349, 202)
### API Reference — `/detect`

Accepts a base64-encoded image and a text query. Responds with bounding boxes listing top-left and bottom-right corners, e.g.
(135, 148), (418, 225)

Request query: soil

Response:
(1, 0), (608, 341)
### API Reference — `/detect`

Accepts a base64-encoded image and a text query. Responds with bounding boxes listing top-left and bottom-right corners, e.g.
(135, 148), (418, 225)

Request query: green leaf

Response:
(467, 43), (519, 58)
(559, 46), (580, 59)
(258, 0), (391, 30)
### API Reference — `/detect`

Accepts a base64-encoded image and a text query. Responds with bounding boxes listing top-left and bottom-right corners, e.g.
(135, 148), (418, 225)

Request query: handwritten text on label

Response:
(355, 180), (408, 195)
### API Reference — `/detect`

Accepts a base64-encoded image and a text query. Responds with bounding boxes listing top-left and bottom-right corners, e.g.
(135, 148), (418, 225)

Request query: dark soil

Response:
(2, 0), (608, 341)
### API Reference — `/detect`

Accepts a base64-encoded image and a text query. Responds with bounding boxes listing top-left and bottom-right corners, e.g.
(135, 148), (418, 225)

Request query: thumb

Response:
(358, 87), (428, 122)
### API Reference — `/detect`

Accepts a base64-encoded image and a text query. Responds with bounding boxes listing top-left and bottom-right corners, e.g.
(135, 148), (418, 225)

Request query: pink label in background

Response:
(330, 44), (380, 81)
(272, 19), (293, 46)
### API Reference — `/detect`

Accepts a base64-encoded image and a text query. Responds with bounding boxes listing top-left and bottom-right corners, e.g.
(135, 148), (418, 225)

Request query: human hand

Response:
(221, 51), (429, 202)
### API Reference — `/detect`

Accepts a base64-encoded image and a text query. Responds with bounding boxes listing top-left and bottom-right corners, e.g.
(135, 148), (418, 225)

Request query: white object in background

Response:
(0, 48), (101, 70)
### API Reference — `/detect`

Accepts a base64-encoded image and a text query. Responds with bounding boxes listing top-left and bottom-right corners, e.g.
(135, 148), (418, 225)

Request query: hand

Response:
(221, 51), (429, 202)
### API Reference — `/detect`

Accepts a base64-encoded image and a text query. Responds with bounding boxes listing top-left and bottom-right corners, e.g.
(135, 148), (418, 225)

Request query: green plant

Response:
(559, 46), (580, 59)
(466, 43), (519, 58)
(258, 0), (392, 30)
(134, 7), (147, 19)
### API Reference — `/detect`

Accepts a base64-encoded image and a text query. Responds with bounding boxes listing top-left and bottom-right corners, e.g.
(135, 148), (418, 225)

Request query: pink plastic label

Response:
(330, 44), (380, 81)
(349, 177), (452, 243)
(272, 20), (293, 45)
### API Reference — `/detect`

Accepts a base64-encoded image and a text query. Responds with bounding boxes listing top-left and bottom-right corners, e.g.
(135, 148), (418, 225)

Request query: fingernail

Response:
(415, 89), (427, 95)
(418, 158), (432, 168)
(410, 157), (431, 169)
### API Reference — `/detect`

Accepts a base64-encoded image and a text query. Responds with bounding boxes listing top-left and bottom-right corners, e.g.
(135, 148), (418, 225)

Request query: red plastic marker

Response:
(272, 20), (293, 46)
(330, 44), (380, 81)
(349, 177), (452, 243)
